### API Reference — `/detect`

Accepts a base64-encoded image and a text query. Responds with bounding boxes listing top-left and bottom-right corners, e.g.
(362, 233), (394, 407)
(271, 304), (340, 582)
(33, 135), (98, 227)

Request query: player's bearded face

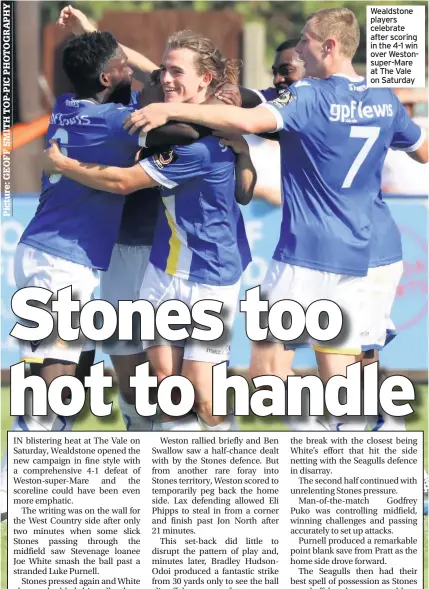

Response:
(160, 48), (210, 104)
(106, 49), (133, 105)
(272, 49), (305, 91)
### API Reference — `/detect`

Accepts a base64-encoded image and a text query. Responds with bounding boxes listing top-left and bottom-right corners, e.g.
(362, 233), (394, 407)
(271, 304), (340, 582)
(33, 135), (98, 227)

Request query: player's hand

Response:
(57, 5), (96, 35)
(214, 85), (242, 107)
(123, 104), (170, 134)
(213, 132), (249, 155)
(42, 140), (65, 174)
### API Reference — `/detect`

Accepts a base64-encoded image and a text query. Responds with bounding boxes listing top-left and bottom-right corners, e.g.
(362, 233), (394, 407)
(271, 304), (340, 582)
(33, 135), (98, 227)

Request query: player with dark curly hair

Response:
(62, 31), (133, 104)
(0, 29), (144, 521)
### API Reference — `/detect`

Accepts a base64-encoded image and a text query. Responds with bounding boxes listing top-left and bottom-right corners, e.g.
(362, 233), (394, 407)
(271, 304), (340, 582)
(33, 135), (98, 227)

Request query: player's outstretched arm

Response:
(42, 140), (157, 195)
(144, 81), (242, 148)
(125, 103), (279, 136)
(215, 87), (280, 142)
(215, 133), (257, 205)
(57, 5), (158, 80)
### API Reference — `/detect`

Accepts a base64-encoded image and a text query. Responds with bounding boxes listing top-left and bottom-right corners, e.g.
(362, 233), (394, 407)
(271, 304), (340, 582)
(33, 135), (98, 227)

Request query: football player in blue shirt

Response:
(56, 6), (168, 433)
(127, 8), (427, 413)
(221, 38), (409, 433)
(56, 7), (247, 433)
(15, 30), (143, 419)
(251, 39), (305, 104)
(219, 39), (321, 427)
(58, 7), (249, 435)
(251, 37), (420, 434)
(12, 23), (195, 435)
(1, 29), (161, 521)
(42, 31), (255, 433)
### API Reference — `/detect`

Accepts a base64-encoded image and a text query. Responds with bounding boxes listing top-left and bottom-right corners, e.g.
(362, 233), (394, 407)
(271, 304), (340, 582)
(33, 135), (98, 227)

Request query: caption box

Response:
(366, 5), (426, 87)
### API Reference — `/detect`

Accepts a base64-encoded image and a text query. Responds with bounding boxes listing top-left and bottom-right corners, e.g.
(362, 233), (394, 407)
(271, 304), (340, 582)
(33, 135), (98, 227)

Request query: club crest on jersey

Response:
(153, 150), (178, 170)
(269, 90), (294, 109)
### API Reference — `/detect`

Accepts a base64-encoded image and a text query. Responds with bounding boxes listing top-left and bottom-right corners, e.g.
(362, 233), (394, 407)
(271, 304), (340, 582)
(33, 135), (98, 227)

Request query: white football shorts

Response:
(140, 262), (241, 363)
(14, 244), (98, 364)
(360, 261), (403, 352)
(261, 260), (365, 355)
(100, 244), (151, 356)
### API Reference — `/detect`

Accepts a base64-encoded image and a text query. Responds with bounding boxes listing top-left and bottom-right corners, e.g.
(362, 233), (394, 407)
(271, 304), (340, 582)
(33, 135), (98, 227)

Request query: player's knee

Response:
(248, 363), (258, 381)
(152, 366), (174, 382)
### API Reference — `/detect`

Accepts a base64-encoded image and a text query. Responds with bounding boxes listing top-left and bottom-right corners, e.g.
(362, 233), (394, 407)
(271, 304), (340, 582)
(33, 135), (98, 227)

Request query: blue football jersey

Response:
(20, 93), (141, 270)
(257, 84), (403, 268)
(140, 136), (251, 286)
(117, 94), (160, 247)
(117, 188), (160, 247)
(369, 193), (402, 267)
(253, 87), (278, 103)
(260, 75), (423, 276)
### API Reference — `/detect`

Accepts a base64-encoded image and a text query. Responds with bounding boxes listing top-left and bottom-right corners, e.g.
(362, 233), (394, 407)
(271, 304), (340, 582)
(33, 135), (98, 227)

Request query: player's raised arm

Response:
(42, 140), (157, 195)
(125, 102), (280, 136)
(57, 5), (158, 80)
(57, 5), (96, 35)
(120, 45), (159, 82)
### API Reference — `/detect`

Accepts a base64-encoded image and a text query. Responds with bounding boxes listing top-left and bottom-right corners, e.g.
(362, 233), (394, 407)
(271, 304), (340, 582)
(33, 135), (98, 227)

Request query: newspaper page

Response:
(1, 1), (428, 588)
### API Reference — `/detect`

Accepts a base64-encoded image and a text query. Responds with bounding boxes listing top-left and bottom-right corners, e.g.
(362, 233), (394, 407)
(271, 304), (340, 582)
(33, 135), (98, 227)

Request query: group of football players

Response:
(1, 5), (427, 520)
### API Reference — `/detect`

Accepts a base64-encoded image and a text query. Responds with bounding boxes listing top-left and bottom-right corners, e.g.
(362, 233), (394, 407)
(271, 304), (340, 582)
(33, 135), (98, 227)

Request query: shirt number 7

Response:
(342, 126), (380, 188)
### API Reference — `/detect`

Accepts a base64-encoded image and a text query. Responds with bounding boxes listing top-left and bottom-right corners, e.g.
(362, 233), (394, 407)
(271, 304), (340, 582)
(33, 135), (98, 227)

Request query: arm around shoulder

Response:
(42, 140), (158, 195)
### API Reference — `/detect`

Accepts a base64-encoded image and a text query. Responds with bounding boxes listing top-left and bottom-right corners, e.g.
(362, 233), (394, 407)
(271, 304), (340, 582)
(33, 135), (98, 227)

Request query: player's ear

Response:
(99, 71), (111, 89)
(200, 71), (213, 90)
(324, 38), (336, 54)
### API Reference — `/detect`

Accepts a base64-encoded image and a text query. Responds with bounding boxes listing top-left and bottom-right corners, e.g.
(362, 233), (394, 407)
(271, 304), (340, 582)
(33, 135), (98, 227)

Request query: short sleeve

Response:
(139, 140), (211, 188)
(390, 95), (425, 151)
(258, 79), (318, 133)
